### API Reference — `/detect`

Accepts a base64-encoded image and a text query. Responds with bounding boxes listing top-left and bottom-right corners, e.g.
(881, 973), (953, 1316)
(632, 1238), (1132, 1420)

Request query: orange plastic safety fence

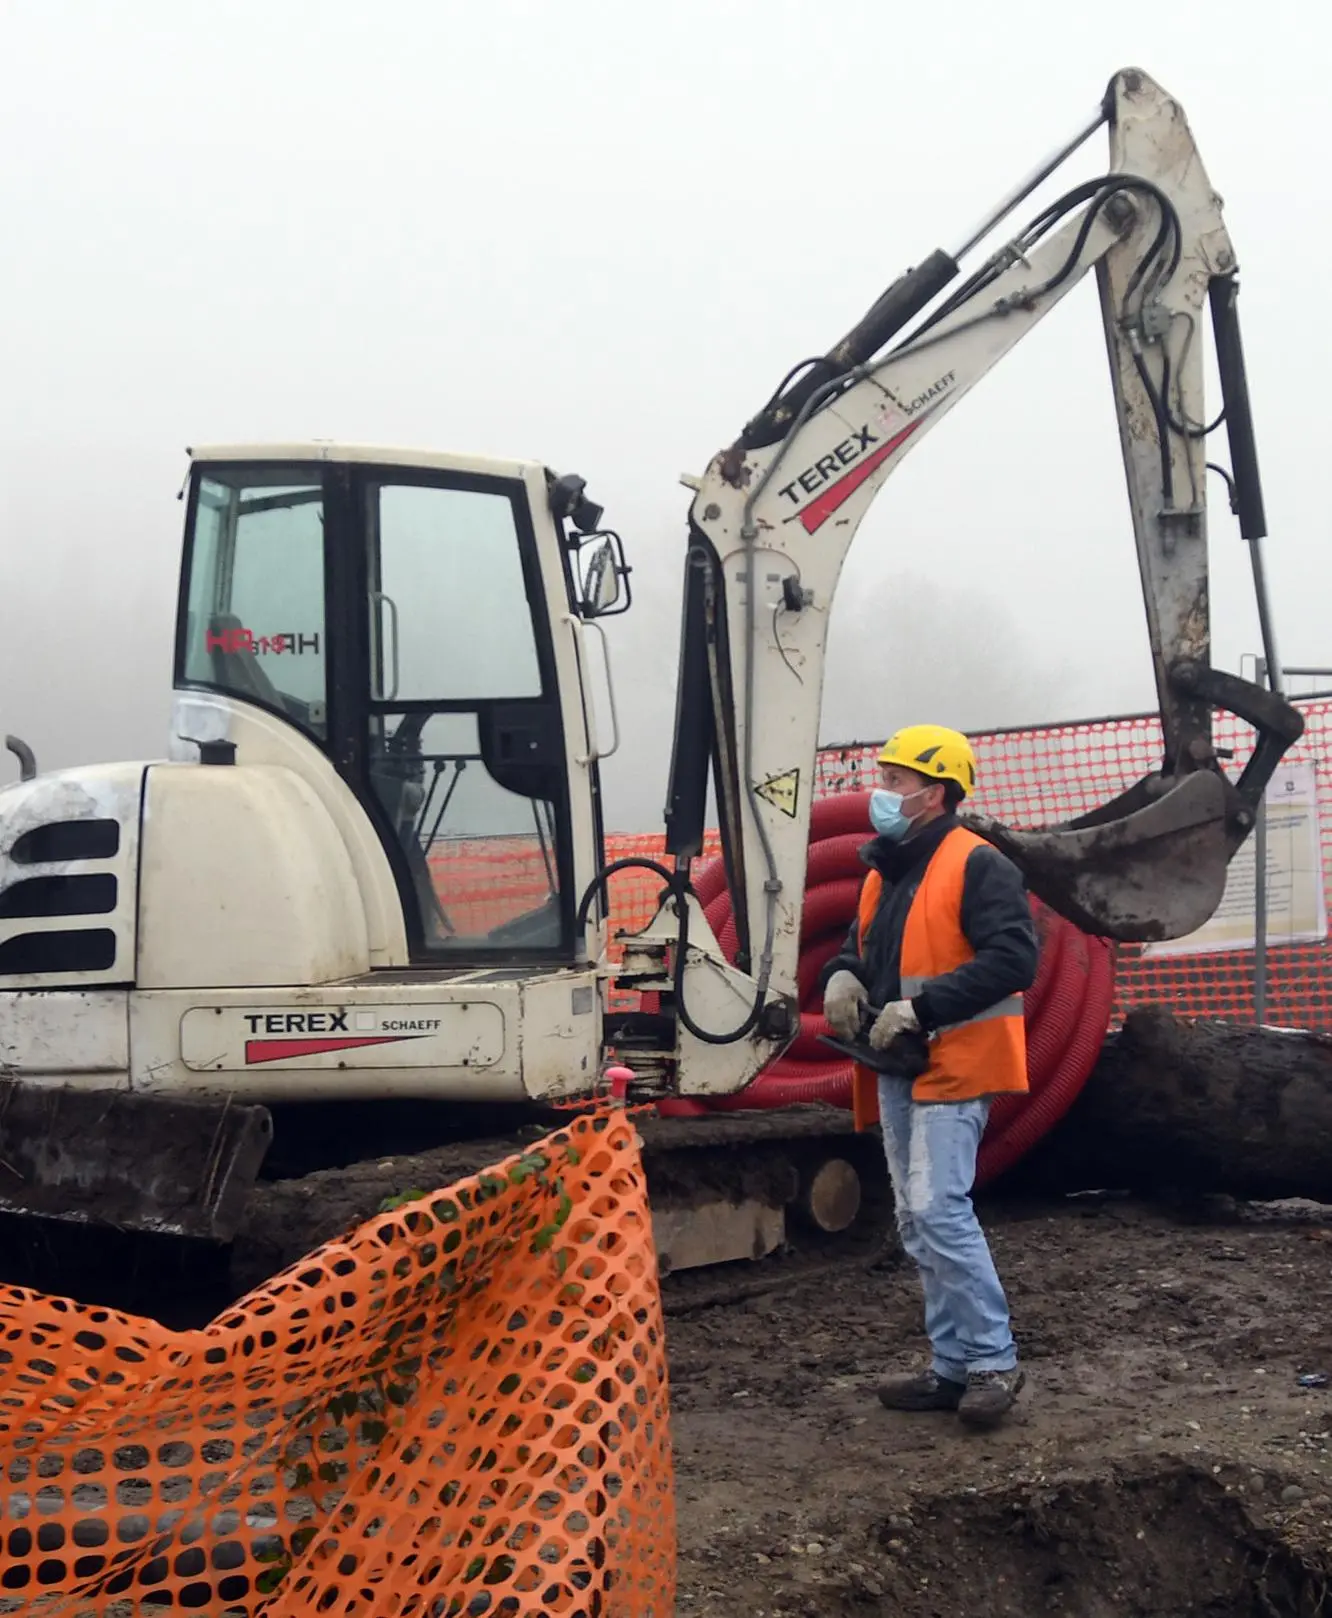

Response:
(0, 1109), (674, 1618)
(426, 839), (556, 939)
(602, 699), (1332, 1031)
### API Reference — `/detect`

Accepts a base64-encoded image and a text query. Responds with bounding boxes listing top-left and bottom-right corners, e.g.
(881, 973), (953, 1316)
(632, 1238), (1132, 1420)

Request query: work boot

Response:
(958, 1367), (1026, 1429)
(876, 1369), (966, 1412)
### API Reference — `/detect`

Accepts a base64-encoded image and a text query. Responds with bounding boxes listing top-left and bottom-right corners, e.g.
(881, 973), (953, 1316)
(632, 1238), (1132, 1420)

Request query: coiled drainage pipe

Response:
(654, 792), (1116, 1189)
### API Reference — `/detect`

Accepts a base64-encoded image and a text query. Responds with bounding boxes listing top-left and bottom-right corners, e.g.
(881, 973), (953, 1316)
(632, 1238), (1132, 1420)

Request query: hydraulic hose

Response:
(654, 792), (1116, 1186)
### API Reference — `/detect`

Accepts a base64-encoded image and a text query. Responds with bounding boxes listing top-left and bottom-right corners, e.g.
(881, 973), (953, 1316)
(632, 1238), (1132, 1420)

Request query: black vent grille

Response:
(0, 874), (118, 920)
(9, 820), (121, 865)
(0, 930), (117, 976)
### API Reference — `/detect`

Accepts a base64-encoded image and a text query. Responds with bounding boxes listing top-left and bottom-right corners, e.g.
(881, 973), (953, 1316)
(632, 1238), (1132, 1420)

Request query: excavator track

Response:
(0, 1102), (893, 1329)
(231, 1104), (893, 1299)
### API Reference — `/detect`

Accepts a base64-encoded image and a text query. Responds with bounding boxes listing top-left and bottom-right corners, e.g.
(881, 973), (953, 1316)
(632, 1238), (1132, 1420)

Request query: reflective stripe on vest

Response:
(898, 975), (1023, 1030)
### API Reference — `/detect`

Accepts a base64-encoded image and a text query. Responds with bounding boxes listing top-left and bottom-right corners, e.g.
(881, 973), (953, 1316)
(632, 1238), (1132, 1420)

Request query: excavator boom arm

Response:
(637, 68), (1302, 1097)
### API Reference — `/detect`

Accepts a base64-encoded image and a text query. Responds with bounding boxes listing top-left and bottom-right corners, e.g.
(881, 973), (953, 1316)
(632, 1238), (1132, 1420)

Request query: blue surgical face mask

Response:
(870, 787), (923, 842)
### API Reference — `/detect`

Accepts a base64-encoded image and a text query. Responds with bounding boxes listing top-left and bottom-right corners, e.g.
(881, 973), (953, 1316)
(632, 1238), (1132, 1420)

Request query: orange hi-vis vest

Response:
(850, 824), (1028, 1130)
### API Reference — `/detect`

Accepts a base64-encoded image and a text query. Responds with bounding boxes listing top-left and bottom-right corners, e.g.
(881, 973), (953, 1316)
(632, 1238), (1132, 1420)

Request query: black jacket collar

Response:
(861, 812), (959, 884)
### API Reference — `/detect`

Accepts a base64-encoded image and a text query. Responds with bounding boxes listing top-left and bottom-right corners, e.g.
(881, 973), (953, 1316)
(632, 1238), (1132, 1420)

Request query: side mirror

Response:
(582, 539), (620, 614)
(576, 531), (632, 619)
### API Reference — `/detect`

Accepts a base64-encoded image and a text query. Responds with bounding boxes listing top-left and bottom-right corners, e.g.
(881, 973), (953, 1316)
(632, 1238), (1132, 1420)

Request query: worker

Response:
(821, 724), (1038, 1430)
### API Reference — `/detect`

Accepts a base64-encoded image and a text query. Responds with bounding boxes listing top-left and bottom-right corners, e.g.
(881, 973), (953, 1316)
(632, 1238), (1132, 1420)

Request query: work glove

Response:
(823, 970), (869, 1039)
(869, 999), (920, 1051)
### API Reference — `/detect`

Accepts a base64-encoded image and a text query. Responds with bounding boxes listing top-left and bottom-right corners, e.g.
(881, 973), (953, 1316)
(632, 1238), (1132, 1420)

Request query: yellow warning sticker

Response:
(755, 768), (799, 818)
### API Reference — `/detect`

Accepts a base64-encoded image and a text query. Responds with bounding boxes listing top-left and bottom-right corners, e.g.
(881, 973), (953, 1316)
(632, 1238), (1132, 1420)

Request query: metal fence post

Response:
(1254, 657), (1269, 1026)
(1250, 663), (1331, 1028)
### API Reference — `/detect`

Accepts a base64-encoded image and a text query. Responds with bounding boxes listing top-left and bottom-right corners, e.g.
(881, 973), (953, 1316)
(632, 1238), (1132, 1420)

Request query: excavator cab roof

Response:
(188, 441), (548, 485)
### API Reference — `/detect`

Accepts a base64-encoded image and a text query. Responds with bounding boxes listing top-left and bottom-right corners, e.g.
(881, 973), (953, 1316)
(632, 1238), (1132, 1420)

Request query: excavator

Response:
(0, 68), (1305, 1284)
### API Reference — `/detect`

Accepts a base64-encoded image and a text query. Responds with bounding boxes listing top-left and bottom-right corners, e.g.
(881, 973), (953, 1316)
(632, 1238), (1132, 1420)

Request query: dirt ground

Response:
(662, 1194), (1332, 1617)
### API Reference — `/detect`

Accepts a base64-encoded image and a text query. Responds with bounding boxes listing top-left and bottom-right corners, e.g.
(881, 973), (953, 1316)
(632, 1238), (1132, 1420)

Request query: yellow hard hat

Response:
(878, 724), (977, 796)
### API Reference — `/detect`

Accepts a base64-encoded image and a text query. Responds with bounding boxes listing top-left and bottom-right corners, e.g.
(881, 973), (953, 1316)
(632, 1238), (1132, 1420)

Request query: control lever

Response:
(816, 1003), (932, 1078)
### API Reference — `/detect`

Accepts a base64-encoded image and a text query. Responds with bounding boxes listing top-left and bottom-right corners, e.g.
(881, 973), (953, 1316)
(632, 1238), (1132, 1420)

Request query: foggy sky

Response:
(2, 1), (1326, 830)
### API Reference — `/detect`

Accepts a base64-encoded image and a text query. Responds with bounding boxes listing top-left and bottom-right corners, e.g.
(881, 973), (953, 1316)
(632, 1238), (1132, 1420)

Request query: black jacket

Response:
(819, 813), (1039, 1033)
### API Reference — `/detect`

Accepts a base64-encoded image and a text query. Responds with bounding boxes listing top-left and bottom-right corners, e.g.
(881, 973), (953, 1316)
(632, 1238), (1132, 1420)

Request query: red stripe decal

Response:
(797, 414), (929, 534)
(244, 1035), (417, 1064)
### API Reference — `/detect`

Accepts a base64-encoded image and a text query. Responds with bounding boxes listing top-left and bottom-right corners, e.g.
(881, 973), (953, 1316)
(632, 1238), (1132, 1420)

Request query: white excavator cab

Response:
(171, 448), (626, 971)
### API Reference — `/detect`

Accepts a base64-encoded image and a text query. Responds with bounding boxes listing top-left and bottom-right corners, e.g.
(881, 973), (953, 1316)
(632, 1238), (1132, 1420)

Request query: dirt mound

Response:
(676, 1453), (1332, 1617)
(815, 1462), (1322, 1617)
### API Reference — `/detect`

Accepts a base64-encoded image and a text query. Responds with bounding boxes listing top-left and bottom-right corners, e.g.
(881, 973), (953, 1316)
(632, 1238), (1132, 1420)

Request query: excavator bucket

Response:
(964, 770), (1232, 944)
(0, 1084), (272, 1243)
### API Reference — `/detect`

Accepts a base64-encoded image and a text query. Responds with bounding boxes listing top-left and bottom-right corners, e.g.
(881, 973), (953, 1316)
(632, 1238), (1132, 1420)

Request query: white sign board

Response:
(1142, 760), (1328, 958)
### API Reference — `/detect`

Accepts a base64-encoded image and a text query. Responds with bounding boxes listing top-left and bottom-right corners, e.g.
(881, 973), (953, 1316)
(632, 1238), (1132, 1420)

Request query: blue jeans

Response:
(877, 1074), (1017, 1383)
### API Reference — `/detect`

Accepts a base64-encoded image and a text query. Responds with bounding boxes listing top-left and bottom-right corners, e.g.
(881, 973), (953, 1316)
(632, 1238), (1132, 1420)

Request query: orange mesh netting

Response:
(426, 838), (556, 939)
(0, 1108), (674, 1617)
(596, 699), (1332, 1031)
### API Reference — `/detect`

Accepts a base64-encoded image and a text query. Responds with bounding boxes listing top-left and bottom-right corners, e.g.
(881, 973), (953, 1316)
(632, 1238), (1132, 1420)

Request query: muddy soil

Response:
(665, 1195), (1332, 1616)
